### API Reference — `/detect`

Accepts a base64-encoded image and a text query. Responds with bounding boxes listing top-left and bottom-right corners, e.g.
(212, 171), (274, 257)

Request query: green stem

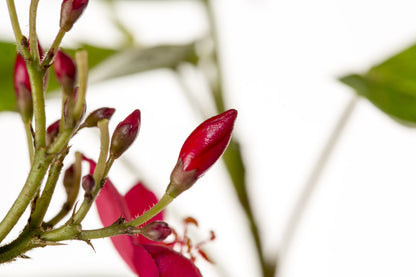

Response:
(73, 50), (88, 120)
(26, 63), (46, 148)
(41, 28), (66, 67)
(29, 0), (40, 62)
(0, 149), (52, 243)
(44, 152), (82, 228)
(203, 1), (272, 276)
(47, 128), (72, 154)
(6, 0), (30, 58)
(24, 121), (34, 164)
(43, 193), (174, 242)
(72, 120), (109, 224)
(277, 95), (358, 275)
(29, 154), (65, 228)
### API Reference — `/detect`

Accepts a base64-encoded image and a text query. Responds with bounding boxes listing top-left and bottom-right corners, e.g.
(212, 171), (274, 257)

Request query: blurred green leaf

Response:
(0, 41), (19, 112)
(0, 41), (116, 113)
(340, 43), (416, 124)
(0, 41), (196, 113)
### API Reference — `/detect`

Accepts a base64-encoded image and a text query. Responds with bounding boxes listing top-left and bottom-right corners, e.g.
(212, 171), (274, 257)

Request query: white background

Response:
(1, 0), (416, 276)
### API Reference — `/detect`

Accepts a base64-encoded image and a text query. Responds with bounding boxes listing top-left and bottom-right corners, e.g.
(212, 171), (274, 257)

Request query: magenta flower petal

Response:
(96, 179), (159, 276)
(124, 182), (164, 244)
(144, 245), (203, 277)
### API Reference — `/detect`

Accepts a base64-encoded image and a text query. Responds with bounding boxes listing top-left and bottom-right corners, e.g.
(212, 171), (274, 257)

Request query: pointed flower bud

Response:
(63, 164), (76, 196)
(110, 109), (141, 159)
(167, 109), (237, 197)
(60, 0), (89, 31)
(141, 221), (172, 242)
(46, 120), (60, 145)
(82, 107), (116, 128)
(54, 50), (76, 94)
(14, 54), (33, 122)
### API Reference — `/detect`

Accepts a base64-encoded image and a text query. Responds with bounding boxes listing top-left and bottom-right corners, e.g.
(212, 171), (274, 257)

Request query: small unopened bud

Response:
(63, 164), (76, 196)
(141, 221), (172, 242)
(14, 54), (32, 122)
(60, 0), (89, 31)
(82, 107), (116, 128)
(46, 120), (60, 145)
(82, 174), (95, 196)
(54, 50), (76, 94)
(110, 109), (141, 159)
(166, 109), (237, 198)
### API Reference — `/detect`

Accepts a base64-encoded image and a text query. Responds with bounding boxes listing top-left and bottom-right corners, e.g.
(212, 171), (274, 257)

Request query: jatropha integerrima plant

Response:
(1, 1), (237, 275)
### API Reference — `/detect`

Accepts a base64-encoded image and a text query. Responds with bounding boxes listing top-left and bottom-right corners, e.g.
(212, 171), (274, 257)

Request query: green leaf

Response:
(0, 41), (19, 112)
(0, 41), (116, 113)
(340, 43), (416, 124)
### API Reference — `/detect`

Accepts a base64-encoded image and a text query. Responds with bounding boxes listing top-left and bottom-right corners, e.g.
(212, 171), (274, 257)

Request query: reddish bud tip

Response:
(82, 174), (95, 196)
(110, 109), (141, 159)
(83, 107), (116, 128)
(141, 221), (172, 242)
(46, 120), (60, 145)
(167, 109), (237, 197)
(54, 50), (76, 93)
(14, 54), (33, 122)
(60, 0), (89, 31)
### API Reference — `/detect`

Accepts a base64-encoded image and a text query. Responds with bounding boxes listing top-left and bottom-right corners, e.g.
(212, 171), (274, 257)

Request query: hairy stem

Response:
(6, 0), (30, 58)
(29, 0), (40, 62)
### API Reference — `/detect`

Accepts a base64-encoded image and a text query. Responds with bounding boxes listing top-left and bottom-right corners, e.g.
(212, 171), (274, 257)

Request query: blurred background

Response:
(1, 0), (416, 276)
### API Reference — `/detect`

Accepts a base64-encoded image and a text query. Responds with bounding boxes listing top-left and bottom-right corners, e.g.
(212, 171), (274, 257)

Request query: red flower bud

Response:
(110, 109), (141, 159)
(82, 107), (116, 128)
(60, 0), (89, 31)
(54, 50), (76, 94)
(167, 109), (237, 197)
(13, 41), (44, 122)
(14, 54), (33, 122)
(141, 221), (172, 242)
(82, 174), (95, 199)
(46, 120), (60, 145)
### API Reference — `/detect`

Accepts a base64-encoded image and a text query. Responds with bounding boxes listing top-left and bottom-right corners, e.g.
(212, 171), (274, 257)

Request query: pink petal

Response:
(96, 180), (159, 276)
(144, 245), (202, 277)
(124, 182), (164, 245)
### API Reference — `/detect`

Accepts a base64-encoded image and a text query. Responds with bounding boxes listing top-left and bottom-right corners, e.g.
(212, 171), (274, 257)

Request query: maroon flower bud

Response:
(60, 0), (89, 31)
(46, 120), (60, 145)
(110, 109), (141, 159)
(63, 164), (76, 195)
(82, 174), (95, 196)
(14, 54), (33, 122)
(140, 221), (172, 242)
(82, 107), (116, 128)
(167, 109), (237, 197)
(54, 50), (76, 94)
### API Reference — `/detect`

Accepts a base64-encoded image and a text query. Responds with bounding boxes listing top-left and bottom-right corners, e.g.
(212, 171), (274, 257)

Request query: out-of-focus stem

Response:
(73, 50), (88, 120)
(277, 95), (359, 275)
(203, 1), (272, 276)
